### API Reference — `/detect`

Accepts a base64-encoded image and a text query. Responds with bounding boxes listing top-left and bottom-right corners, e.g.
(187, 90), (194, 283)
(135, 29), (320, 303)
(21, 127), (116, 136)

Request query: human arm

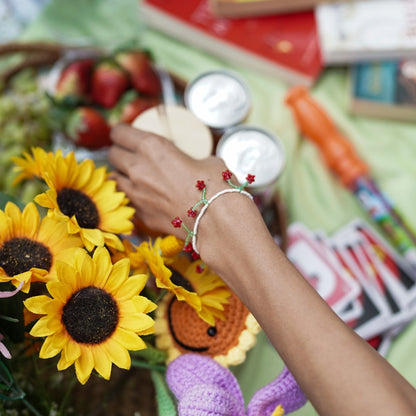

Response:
(108, 124), (416, 416)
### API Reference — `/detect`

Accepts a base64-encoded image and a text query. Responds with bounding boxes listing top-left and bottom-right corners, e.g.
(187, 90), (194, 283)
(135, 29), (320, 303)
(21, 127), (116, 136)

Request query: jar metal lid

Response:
(216, 125), (285, 188)
(184, 69), (251, 129)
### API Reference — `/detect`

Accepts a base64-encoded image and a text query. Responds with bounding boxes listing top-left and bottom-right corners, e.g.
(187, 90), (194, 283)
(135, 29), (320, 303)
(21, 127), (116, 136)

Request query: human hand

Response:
(108, 124), (231, 238)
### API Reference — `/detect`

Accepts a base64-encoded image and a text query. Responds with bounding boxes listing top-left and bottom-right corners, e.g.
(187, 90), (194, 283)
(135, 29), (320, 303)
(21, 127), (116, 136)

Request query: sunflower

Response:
(0, 202), (83, 293)
(110, 238), (148, 275)
(138, 239), (202, 313)
(11, 147), (65, 186)
(168, 256), (231, 325)
(32, 149), (135, 251)
(24, 247), (156, 385)
(140, 236), (230, 325)
(111, 235), (184, 275)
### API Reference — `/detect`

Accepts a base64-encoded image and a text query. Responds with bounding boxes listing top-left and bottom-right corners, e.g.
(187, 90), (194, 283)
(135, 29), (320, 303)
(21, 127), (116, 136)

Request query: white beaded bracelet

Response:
(191, 188), (253, 255)
(171, 169), (255, 265)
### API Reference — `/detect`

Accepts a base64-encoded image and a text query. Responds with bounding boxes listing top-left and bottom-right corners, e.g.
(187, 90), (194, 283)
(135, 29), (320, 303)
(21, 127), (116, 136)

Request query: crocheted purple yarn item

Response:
(166, 353), (307, 416)
(166, 353), (245, 415)
(247, 366), (307, 416)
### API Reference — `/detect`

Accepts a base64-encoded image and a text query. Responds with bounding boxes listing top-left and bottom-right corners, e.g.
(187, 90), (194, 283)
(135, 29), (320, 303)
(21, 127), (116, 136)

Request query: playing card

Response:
(329, 237), (393, 340)
(287, 223), (361, 315)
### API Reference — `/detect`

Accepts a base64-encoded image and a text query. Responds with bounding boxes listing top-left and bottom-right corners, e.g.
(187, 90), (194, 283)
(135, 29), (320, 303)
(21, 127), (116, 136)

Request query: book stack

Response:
(315, 0), (416, 122)
(139, 0), (416, 120)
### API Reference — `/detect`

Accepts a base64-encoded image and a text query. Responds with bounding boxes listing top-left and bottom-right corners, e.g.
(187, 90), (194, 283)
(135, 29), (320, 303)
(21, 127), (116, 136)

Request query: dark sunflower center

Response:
(62, 286), (119, 344)
(170, 269), (194, 292)
(57, 187), (100, 229)
(0, 237), (52, 276)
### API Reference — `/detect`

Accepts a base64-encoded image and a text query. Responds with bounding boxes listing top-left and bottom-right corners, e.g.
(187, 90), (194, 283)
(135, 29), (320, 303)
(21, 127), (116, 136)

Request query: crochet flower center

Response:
(0, 237), (52, 276)
(57, 187), (100, 229)
(62, 286), (119, 344)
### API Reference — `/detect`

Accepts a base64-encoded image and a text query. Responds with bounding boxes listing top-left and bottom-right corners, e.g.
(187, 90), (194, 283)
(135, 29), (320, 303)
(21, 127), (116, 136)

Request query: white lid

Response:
(216, 125), (285, 188)
(185, 70), (251, 129)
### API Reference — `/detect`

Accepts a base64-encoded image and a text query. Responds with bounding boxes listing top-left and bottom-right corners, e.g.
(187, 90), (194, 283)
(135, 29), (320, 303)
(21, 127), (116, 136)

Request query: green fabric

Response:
(22, 1), (416, 415)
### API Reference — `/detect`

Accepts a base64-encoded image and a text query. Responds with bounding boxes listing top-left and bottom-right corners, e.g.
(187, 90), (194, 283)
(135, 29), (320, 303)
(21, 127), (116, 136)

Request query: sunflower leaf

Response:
(0, 192), (24, 210)
(131, 342), (167, 365)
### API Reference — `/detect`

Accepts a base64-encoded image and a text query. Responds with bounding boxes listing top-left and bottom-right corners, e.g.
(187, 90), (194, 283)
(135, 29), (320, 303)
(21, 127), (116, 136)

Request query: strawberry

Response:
(55, 58), (94, 102)
(120, 96), (160, 123)
(90, 60), (130, 108)
(114, 50), (162, 97)
(65, 107), (112, 149)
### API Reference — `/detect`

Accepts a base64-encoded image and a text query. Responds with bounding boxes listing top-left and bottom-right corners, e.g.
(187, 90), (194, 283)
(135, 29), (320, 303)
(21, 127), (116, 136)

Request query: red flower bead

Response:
(171, 217), (182, 228)
(222, 169), (232, 181)
(191, 251), (200, 260)
(183, 243), (194, 252)
(196, 264), (204, 273)
(187, 208), (197, 218)
(246, 174), (255, 184)
(196, 180), (206, 190)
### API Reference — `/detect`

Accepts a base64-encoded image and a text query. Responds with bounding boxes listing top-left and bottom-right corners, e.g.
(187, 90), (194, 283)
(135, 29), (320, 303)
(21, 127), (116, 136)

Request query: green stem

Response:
(154, 289), (168, 304)
(22, 397), (43, 416)
(59, 376), (77, 415)
(130, 359), (166, 373)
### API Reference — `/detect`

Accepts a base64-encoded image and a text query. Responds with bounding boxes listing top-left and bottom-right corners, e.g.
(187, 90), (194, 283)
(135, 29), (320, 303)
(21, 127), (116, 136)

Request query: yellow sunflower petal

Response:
(83, 166), (107, 194)
(57, 351), (73, 371)
(39, 334), (62, 359)
(119, 313), (154, 333)
(24, 295), (53, 315)
(81, 228), (104, 249)
(115, 275), (148, 301)
(132, 296), (157, 314)
(21, 202), (40, 238)
(75, 346), (94, 385)
(56, 261), (80, 291)
(34, 190), (55, 209)
(74, 159), (94, 189)
(103, 339), (131, 370)
(119, 299), (140, 316)
(78, 252), (95, 287)
(92, 247), (112, 287)
(46, 281), (73, 304)
(93, 344), (112, 380)
(104, 258), (129, 293)
(102, 231), (124, 251)
(30, 316), (57, 337)
(113, 327), (146, 351)
(64, 339), (82, 363)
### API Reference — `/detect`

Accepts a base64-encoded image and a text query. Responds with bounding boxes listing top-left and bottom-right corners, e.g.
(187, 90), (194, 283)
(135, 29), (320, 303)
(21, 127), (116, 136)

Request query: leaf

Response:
(0, 192), (24, 210)
(151, 370), (177, 416)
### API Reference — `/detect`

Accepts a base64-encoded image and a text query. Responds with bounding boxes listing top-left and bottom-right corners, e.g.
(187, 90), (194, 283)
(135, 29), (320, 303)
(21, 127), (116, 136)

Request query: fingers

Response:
(108, 145), (139, 177)
(111, 123), (170, 152)
(110, 123), (145, 151)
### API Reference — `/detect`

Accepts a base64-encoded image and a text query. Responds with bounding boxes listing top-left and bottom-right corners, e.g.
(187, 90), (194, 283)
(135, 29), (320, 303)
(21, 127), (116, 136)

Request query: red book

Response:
(140, 0), (323, 86)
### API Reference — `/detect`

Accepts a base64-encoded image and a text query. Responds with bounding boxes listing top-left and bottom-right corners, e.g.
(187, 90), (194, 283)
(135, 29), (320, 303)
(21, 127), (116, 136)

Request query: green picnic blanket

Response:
(21, 0), (416, 414)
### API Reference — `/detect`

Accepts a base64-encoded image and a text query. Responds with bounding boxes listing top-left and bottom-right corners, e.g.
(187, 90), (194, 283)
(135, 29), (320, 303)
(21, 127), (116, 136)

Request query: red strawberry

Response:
(55, 58), (94, 101)
(120, 96), (160, 124)
(114, 50), (162, 97)
(90, 60), (130, 108)
(65, 107), (112, 149)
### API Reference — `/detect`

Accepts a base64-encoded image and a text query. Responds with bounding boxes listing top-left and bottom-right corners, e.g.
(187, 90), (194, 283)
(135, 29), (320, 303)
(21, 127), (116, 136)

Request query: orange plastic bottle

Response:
(285, 86), (368, 188)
